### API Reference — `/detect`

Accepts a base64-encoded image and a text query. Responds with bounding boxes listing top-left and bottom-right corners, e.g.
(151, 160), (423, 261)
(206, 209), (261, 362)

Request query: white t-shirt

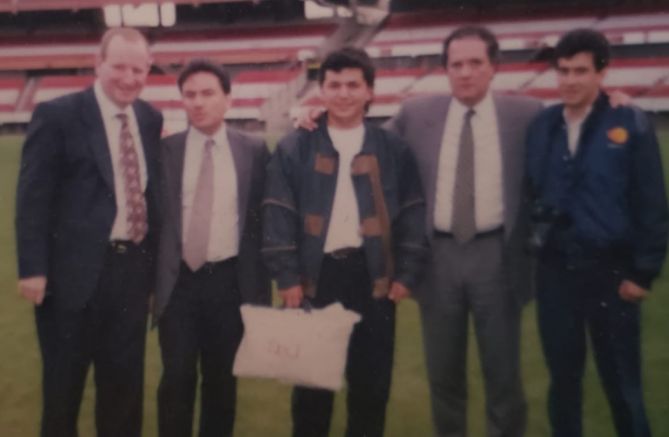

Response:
(323, 124), (365, 253)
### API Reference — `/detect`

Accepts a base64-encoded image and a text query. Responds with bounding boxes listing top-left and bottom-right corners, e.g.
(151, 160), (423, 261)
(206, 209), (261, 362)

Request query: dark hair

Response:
(177, 58), (231, 94)
(442, 25), (499, 67)
(553, 29), (610, 71)
(318, 46), (375, 87)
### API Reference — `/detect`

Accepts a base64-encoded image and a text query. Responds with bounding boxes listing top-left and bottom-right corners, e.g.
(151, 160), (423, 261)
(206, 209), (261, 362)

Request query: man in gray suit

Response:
(385, 26), (542, 437)
(153, 59), (270, 437)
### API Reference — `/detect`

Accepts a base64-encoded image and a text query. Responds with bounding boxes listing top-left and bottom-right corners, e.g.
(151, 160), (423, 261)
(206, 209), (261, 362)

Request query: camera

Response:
(527, 203), (570, 253)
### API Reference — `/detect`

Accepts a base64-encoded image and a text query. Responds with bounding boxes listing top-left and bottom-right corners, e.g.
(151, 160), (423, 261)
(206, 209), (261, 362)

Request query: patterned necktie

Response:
(117, 113), (147, 244)
(183, 138), (215, 271)
(451, 108), (476, 244)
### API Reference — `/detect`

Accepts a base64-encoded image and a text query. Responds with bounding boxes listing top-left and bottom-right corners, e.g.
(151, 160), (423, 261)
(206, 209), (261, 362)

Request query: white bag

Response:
(233, 303), (361, 391)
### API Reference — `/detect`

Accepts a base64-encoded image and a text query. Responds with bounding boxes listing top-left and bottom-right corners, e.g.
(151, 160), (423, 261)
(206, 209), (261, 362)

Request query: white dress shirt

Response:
(323, 124), (365, 253)
(182, 126), (239, 262)
(94, 81), (148, 241)
(434, 92), (504, 233)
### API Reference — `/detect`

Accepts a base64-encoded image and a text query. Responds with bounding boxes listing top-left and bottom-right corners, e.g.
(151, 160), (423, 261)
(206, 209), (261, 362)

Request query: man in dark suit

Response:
(385, 26), (542, 437)
(153, 59), (270, 437)
(15, 28), (162, 437)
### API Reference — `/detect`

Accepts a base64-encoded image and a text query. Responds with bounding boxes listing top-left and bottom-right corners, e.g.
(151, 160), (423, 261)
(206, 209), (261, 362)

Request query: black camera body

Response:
(528, 203), (571, 253)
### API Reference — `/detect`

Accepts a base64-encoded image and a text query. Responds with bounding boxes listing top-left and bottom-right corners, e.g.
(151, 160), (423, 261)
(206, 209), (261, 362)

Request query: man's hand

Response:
(618, 280), (648, 303)
(609, 89), (632, 108)
(18, 276), (47, 305)
(293, 107), (324, 131)
(280, 285), (304, 308)
(388, 281), (411, 303)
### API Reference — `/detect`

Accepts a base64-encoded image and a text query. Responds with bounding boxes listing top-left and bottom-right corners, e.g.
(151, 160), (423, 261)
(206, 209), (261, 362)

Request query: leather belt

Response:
(109, 240), (140, 254)
(182, 257), (238, 274)
(325, 247), (364, 260)
(434, 226), (504, 239)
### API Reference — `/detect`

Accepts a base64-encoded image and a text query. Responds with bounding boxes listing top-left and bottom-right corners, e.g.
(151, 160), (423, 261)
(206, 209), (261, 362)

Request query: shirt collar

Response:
(451, 91), (494, 120)
(188, 124), (228, 149)
(563, 105), (593, 126)
(94, 80), (128, 120)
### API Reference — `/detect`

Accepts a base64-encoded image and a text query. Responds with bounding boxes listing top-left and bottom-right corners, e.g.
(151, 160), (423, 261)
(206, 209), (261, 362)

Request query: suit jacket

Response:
(15, 87), (163, 311)
(153, 127), (271, 323)
(385, 93), (543, 304)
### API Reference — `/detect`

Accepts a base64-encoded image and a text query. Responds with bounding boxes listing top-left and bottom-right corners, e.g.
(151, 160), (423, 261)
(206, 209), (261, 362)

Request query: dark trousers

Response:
(158, 259), (243, 437)
(536, 257), (651, 437)
(35, 241), (150, 437)
(419, 232), (526, 437)
(292, 251), (396, 437)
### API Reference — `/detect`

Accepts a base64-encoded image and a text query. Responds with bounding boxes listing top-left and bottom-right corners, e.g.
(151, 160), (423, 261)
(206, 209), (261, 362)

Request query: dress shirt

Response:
(94, 81), (148, 241)
(182, 126), (239, 262)
(434, 92), (504, 233)
(323, 124), (365, 253)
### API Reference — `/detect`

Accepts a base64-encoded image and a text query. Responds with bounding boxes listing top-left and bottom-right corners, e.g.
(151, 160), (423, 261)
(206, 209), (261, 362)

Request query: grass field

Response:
(1, 130), (668, 437)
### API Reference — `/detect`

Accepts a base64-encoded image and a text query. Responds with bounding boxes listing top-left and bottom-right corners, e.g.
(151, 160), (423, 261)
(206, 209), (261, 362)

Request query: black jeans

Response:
(292, 250), (396, 437)
(536, 256), (651, 437)
(158, 259), (242, 437)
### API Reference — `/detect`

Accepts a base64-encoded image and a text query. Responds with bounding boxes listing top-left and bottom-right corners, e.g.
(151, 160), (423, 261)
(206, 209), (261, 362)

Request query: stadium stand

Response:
(367, 10), (669, 59)
(294, 57), (669, 117)
(0, 4), (667, 131)
(0, 22), (337, 71)
(0, 78), (23, 111)
(15, 67), (306, 133)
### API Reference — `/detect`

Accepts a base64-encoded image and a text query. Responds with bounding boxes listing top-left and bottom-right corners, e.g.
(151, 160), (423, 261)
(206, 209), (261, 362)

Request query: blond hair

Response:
(99, 28), (149, 60)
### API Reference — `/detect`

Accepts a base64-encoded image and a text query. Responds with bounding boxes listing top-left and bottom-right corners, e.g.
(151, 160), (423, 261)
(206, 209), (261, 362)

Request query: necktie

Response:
(451, 108), (476, 244)
(183, 138), (215, 271)
(117, 113), (147, 244)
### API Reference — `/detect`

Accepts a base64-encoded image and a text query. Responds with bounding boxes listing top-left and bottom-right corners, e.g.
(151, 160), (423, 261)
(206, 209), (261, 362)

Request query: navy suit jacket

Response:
(16, 87), (163, 310)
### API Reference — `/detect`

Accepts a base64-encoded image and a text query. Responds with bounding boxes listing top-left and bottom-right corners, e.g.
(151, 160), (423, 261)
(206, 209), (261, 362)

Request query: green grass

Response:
(2, 131), (669, 436)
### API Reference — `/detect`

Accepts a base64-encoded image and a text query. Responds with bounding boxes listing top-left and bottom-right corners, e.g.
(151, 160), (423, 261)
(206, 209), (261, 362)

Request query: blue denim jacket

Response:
(262, 116), (428, 298)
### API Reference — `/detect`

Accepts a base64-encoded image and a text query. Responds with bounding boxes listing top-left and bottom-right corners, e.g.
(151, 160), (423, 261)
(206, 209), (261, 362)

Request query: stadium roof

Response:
(0, 0), (249, 13)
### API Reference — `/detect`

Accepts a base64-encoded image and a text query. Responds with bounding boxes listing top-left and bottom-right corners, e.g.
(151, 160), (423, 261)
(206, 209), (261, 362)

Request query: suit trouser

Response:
(158, 259), (243, 437)
(292, 250), (396, 437)
(536, 256), (651, 437)
(418, 231), (526, 437)
(35, 241), (150, 437)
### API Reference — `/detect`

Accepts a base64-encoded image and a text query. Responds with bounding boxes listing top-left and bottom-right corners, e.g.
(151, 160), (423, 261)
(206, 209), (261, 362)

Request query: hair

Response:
(318, 46), (375, 87)
(442, 25), (500, 67)
(553, 29), (611, 71)
(99, 27), (149, 60)
(177, 58), (232, 94)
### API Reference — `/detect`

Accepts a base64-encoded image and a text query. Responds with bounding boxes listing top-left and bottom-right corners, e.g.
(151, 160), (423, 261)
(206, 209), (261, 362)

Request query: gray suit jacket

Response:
(385, 93), (543, 304)
(153, 127), (271, 324)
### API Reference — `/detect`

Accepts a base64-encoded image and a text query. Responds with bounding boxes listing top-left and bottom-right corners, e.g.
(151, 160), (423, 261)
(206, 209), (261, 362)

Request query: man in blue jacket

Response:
(526, 29), (668, 437)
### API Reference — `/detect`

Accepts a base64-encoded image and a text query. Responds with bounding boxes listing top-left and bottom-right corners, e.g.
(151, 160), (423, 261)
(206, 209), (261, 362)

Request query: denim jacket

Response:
(262, 116), (428, 298)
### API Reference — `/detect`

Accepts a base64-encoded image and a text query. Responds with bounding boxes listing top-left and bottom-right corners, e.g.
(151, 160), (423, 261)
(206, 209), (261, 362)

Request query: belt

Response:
(434, 226), (504, 239)
(325, 247), (364, 260)
(108, 240), (141, 254)
(182, 257), (238, 274)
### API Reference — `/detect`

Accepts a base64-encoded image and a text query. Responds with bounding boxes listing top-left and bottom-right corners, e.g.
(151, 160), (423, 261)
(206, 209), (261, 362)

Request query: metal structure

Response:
(0, 0), (252, 13)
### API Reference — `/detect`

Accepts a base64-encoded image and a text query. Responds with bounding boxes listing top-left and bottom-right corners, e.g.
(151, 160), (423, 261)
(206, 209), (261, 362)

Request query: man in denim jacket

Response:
(262, 47), (427, 437)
